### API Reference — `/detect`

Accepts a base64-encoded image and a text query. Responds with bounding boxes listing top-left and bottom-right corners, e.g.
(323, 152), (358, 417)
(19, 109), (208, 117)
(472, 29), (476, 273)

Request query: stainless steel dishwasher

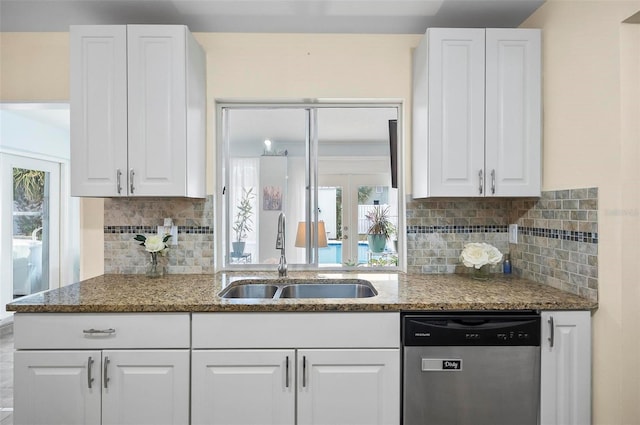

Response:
(402, 312), (541, 425)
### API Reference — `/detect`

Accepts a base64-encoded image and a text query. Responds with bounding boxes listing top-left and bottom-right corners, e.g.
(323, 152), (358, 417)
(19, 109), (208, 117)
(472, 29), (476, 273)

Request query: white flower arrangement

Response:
(134, 234), (171, 255)
(459, 242), (503, 269)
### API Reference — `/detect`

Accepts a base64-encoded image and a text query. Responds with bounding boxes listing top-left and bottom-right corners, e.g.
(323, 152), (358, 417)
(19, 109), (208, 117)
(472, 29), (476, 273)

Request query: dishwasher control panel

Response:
(403, 313), (541, 346)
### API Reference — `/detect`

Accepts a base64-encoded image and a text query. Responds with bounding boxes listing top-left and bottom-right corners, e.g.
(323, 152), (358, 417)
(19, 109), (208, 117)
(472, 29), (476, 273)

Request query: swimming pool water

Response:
(318, 241), (370, 264)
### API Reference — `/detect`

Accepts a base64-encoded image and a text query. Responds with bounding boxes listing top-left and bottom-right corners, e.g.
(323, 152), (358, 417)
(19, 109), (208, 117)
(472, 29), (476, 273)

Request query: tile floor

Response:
(0, 323), (13, 425)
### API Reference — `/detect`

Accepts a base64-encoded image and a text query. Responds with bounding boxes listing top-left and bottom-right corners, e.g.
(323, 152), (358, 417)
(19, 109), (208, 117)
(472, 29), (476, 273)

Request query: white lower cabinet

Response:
(101, 350), (190, 425)
(15, 350), (189, 425)
(191, 348), (399, 425)
(14, 350), (102, 425)
(14, 310), (591, 424)
(191, 312), (401, 425)
(13, 313), (191, 425)
(540, 311), (592, 425)
(297, 349), (400, 425)
(191, 349), (296, 425)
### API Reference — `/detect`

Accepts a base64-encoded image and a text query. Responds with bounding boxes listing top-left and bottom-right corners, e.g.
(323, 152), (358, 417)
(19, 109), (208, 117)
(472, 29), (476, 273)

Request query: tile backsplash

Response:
(103, 188), (598, 301)
(510, 188), (598, 301)
(406, 198), (511, 274)
(104, 196), (214, 274)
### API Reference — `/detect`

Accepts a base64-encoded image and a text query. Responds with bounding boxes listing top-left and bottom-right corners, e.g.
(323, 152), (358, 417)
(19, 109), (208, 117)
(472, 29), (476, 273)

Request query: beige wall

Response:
(0, 33), (69, 101)
(193, 33), (421, 193)
(620, 20), (640, 425)
(522, 1), (640, 423)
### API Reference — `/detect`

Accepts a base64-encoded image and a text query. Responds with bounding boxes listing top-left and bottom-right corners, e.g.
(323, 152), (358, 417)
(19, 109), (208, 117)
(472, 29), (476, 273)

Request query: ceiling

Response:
(0, 104), (70, 131)
(0, 0), (544, 33)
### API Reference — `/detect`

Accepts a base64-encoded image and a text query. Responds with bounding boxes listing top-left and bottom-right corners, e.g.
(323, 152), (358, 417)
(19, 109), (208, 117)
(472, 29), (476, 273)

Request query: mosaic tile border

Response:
(407, 225), (508, 234)
(104, 226), (214, 235)
(519, 227), (598, 244)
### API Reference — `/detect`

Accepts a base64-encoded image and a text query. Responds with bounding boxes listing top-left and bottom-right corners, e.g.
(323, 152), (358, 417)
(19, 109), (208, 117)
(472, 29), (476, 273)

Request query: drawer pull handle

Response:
(104, 356), (110, 389)
(87, 356), (94, 389)
(83, 328), (116, 335)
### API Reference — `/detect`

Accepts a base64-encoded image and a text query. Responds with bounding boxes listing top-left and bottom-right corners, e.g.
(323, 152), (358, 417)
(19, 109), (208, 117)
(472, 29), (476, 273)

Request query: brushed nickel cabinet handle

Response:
(87, 356), (94, 389)
(83, 328), (116, 335)
(548, 316), (555, 348)
(129, 169), (135, 194)
(491, 169), (496, 195)
(116, 169), (122, 194)
(285, 356), (290, 388)
(103, 356), (110, 389)
(478, 169), (484, 195)
(302, 355), (307, 388)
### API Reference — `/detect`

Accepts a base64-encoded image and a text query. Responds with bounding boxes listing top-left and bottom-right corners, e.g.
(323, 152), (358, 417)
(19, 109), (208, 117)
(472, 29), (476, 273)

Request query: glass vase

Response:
(470, 265), (490, 281)
(146, 252), (163, 279)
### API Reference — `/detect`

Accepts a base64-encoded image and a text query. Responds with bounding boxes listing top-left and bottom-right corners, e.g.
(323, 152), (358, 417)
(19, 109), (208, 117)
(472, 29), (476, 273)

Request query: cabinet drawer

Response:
(192, 312), (400, 349)
(14, 313), (190, 349)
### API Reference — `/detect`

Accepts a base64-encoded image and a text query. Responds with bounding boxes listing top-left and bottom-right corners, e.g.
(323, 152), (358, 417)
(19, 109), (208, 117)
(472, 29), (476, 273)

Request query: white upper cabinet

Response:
(413, 28), (486, 198)
(70, 25), (206, 198)
(70, 26), (128, 197)
(485, 29), (541, 197)
(412, 28), (541, 198)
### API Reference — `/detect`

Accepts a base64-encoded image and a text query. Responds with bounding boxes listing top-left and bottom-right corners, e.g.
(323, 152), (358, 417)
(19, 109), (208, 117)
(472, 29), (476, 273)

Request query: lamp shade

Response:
(295, 221), (328, 248)
(317, 221), (328, 248)
(294, 222), (306, 247)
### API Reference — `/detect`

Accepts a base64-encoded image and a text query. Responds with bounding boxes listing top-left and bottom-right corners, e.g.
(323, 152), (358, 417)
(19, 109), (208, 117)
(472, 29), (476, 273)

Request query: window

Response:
(218, 102), (402, 270)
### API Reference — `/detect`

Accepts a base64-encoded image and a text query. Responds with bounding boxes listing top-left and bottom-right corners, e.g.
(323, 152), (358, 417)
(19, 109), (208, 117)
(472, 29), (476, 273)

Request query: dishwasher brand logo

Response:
(421, 358), (463, 372)
(442, 360), (462, 370)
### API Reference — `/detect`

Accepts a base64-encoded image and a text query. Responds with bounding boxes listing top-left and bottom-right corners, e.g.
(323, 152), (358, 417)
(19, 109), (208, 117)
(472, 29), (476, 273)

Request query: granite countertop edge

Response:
(7, 272), (598, 313)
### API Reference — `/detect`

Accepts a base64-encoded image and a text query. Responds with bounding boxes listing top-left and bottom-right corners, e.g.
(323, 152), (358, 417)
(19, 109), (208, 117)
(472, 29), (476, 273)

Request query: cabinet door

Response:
(70, 25), (128, 197)
(540, 311), (591, 425)
(191, 349), (295, 425)
(298, 349), (400, 425)
(426, 28), (486, 197)
(14, 350), (102, 425)
(485, 29), (541, 197)
(101, 350), (190, 425)
(126, 25), (188, 196)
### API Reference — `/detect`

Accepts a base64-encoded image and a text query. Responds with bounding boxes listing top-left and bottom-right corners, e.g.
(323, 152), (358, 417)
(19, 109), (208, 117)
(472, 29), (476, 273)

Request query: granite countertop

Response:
(6, 271), (597, 313)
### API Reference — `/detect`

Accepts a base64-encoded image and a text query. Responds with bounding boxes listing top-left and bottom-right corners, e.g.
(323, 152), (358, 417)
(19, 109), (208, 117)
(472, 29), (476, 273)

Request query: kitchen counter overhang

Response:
(6, 272), (597, 313)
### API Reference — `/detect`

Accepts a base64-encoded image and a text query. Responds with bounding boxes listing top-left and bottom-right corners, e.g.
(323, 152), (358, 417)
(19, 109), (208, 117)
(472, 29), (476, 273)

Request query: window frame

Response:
(214, 99), (406, 272)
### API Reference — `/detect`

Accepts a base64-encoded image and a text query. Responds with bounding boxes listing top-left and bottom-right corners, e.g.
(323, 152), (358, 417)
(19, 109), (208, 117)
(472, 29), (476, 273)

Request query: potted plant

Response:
(232, 187), (255, 256)
(365, 205), (395, 253)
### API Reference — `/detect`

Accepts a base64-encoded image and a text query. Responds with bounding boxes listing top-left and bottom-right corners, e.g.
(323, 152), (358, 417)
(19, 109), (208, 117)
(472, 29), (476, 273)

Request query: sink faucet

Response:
(276, 212), (287, 277)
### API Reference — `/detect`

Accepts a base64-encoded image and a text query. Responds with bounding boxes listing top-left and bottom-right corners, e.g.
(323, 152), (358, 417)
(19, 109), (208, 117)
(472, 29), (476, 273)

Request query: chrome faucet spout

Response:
(276, 212), (287, 277)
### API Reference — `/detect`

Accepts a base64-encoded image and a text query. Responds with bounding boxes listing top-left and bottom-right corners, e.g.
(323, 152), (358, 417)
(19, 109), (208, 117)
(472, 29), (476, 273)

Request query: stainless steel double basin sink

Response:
(219, 278), (378, 300)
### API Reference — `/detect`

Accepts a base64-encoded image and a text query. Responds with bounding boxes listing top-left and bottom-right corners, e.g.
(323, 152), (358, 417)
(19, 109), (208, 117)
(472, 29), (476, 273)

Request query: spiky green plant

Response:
(232, 187), (255, 242)
(365, 205), (395, 239)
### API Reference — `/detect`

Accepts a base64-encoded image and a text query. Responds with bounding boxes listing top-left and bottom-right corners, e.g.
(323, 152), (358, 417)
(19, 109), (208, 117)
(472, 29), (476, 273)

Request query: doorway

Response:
(0, 155), (60, 316)
(0, 103), (77, 321)
(319, 174), (397, 266)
